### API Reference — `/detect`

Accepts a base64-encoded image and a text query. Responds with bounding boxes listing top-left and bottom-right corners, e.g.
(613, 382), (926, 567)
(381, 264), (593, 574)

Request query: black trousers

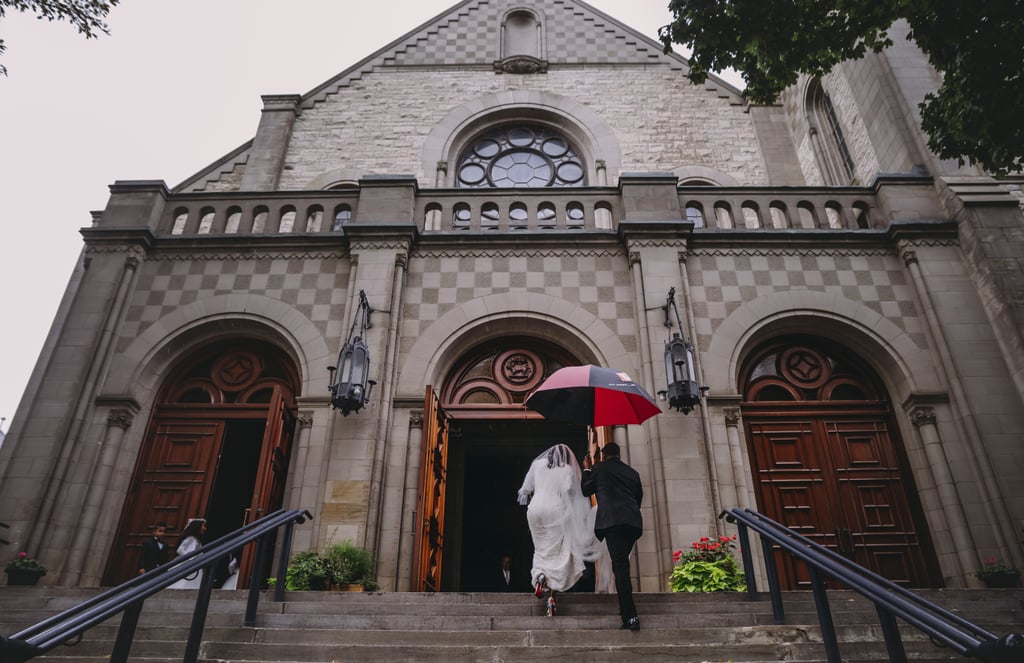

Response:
(601, 525), (641, 622)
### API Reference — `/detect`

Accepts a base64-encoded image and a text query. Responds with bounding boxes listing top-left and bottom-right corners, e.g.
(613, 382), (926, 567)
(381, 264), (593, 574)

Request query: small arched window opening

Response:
(424, 203), (443, 231)
(481, 202), (500, 229)
(566, 202), (585, 229)
(198, 208), (215, 235)
(769, 203), (789, 229)
(453, 203), (472, 230)
(852, 202), (871, 229)
(333, 204), (352, 231)
(537, 202), (557, 229)
(225, 207), (242, 234)
(252, 207), (269, 234)
(305, 206), (324, 233)
(171, 208), (189, 235)
(685, 203), (705, 227)
(279, 207), (297, 233)
(714, 203), (733, 229)
(509, 202), (529, 229)
(741, 202), (761, 229)
(594, 202), (613, 230)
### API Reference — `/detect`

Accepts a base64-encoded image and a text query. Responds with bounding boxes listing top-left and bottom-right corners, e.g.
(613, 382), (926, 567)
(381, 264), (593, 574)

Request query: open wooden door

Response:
(414, 385), (449, 591)
(103, 419), (225, 585)
(236, 388), (295, 586)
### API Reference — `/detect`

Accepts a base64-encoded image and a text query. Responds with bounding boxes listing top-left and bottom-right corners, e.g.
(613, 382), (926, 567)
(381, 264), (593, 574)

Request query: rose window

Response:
(457, 125), (586, 188)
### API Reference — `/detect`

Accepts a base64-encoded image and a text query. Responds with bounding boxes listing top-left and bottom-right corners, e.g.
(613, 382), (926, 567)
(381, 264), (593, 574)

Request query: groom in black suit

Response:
(581, 442), (643, 630)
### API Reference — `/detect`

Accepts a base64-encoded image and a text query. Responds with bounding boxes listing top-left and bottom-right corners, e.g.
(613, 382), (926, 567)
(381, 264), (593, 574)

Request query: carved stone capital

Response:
(396, 252), (408, 269)
(723, 408), (741, 427)
(297, 413), (314, 428)
(409, 410), (424, 428)
(901, 248), (918, 267)
(909, 406), (936, 427)
(629, 251), (641, 266)
(106, 409), (134, 430)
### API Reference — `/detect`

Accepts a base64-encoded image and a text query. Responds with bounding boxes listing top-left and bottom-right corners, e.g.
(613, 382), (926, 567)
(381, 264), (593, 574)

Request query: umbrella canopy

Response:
(524, 365), (661, 427)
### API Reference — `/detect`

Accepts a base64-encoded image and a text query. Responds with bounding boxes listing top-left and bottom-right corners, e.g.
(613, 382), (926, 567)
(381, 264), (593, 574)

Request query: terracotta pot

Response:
(979, 570), (1020, 588)
(5, 568), (45, 586)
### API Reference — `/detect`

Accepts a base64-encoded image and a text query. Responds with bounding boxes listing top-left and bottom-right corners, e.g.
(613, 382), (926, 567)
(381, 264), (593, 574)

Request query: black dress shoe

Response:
(621, 617), (640, 631)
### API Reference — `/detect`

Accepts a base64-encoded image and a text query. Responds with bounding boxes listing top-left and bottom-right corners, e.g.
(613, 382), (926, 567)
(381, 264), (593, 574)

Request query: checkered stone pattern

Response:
(117, 255), (350, 354)
(688, 251), (928, 351)
(387, 0), (666, 67)
(403, 250), (637, 350)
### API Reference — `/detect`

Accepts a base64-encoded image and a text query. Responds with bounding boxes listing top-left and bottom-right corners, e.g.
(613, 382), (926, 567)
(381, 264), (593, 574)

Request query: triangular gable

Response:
(175, 0), (743, 192)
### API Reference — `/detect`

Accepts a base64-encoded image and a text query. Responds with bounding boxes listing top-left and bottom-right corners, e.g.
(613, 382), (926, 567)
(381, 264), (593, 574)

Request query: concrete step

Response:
(3, 587), (1020, 663)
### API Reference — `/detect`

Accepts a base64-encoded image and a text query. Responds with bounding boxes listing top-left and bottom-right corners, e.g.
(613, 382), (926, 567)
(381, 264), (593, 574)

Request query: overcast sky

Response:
(0, 1), (743, 431)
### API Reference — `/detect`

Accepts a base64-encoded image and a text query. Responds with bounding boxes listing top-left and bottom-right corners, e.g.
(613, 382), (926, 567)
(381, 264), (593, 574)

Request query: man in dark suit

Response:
(137, 522), (170, 575)
(581, 442), (643, 630)
(496, 554), (517, 592)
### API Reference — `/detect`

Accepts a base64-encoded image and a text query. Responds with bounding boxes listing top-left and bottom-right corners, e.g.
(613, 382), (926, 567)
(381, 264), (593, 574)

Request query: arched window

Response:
(333, 204), (352, 231)
(503, 10), (540, 59)
(171, 208), (189, 235)
(456, 124), (586, 188)
(225, 208), (242, 234)
(807, 78), (855, 185)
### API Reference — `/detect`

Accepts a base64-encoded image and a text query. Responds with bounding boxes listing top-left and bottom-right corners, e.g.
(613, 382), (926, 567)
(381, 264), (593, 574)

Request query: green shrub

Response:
(323, 541), (378, 590)
(669, 535), (746, 593)
(284, 550), (329, 591)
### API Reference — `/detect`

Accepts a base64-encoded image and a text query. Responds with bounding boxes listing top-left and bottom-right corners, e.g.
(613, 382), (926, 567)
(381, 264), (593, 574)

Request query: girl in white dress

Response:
(168, 518), (207, 590)
(517, 444), (609, 615)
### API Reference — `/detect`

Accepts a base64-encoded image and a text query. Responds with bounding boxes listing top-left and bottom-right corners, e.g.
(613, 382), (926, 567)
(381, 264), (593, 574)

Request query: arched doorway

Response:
(414, 337), (595, 591)
(103, 340), (299, 586)
(740, 336), (940, 588)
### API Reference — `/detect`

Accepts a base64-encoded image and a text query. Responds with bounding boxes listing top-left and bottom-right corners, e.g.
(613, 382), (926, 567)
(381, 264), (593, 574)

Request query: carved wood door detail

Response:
(742, 340), (937, 588)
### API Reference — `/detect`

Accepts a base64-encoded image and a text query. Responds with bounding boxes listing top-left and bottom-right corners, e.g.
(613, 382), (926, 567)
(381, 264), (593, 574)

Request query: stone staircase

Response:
(1, 586), (1021, 662)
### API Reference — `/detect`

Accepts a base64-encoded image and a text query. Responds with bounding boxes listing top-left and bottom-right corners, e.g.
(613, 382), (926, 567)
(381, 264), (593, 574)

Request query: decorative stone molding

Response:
(148, 251), (348, 262)
(409, 410), (424, 428)
(494, 56), (548, 74)
(723, 408), (742, 427)
(413, 248), (623, 260)
(297, 412), (314, 428)
(692, 248), (895, 258)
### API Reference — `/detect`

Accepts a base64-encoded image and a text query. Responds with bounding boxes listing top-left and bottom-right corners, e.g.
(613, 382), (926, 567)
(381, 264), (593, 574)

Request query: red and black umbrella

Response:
(524, 364), (661, 427)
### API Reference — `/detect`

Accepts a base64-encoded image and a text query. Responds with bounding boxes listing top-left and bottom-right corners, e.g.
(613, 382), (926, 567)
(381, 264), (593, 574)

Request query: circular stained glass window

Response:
(457, 124), (587, 188)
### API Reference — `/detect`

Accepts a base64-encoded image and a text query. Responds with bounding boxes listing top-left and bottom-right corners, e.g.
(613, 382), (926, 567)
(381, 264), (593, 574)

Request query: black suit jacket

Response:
(138, 536), (170, 573)
(581, 457), (643, 539)
(496, 568), (518, 592)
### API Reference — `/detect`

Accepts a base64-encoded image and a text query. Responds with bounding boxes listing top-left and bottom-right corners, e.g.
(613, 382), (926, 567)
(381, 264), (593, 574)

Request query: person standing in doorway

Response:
(137, 522), (170, 575)
(581, 442), (643, 631)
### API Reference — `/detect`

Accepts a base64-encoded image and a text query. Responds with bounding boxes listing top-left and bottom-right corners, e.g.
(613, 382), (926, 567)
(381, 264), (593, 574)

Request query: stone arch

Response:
(702, 289), (941, 403)
(397, 292), (635, 398)
(104, 293), (330, 407)
(422, 90), (622, 187)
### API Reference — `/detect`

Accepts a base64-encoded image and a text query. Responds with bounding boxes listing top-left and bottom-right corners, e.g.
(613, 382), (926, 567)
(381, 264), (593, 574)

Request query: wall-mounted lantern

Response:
(656, 287), (704, 414)
(328, 290), (376, 416)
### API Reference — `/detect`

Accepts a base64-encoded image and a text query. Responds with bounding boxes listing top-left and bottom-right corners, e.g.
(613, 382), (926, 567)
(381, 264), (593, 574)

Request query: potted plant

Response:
(283, 550), (330, 591)
(323, 541), (378, 591)
(4, 552), (47, 586)
(975, 557), (1020, 588)
(669, 535), (746, 593)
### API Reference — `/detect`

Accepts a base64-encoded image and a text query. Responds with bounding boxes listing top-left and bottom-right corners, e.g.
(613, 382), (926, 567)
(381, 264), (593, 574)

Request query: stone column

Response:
(397, 410), (424, 592)
(287, 412), (315, 510)
(907, 405), (976, 584)
(722, 407), (749, 510)
(902, 246), (1020, 567)
(240, 94), (301, 190)
(63, 406), (136, 585)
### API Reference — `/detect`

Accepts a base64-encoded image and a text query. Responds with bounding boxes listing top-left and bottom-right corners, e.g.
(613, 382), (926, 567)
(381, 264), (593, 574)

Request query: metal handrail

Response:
(0, 508), (312, 663)
(721, 507), (1024, 663)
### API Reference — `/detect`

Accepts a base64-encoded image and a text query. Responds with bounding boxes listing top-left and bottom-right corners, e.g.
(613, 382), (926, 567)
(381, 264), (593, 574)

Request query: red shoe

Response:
(534, 582), (543, 598)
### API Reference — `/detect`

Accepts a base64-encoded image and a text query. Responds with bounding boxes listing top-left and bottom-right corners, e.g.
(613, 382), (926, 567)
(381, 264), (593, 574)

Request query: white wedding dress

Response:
(518, 444), (613, 593)
(167, 536), (203, 590)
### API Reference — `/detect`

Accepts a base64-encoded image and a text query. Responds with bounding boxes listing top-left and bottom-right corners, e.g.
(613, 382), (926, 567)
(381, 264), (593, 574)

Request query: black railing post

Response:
(274, 519), (296, 603)
(759, 534), (785, 624)
(734, 520), (758, 599)
(182, 566), (216, 663)
(244, 534), (272, 627)
(808, 566), (841, 663)
(876, 603), (908, 663)
(109, 600), (142, 663)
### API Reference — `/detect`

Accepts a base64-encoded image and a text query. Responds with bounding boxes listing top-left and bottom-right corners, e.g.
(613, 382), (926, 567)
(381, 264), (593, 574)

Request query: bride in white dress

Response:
(167, 518), (207, 590)
(517, 444), (611, 614)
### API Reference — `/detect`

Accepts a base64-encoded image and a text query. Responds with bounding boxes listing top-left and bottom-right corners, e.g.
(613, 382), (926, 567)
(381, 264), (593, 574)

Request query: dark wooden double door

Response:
(742, 341), (938, 588)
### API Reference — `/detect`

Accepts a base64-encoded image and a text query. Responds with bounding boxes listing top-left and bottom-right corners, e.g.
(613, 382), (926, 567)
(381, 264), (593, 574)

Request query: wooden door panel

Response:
(415, 386), (449, 592)
(104, 420), (224, 585)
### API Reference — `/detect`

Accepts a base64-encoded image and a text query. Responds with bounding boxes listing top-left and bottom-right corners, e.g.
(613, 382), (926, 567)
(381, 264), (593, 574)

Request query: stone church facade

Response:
(2, 0), (1022, 593)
